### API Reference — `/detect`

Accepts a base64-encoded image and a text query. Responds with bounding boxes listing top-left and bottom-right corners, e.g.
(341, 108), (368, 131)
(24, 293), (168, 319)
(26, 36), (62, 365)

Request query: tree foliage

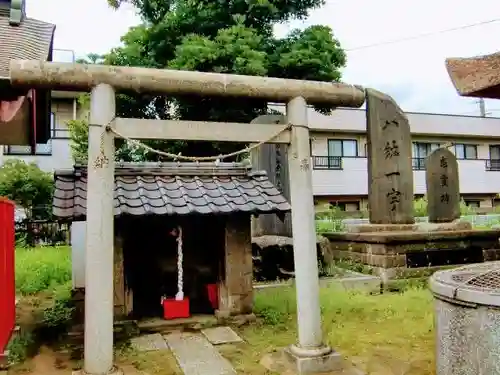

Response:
(83, 0), (347, 160)
(0, 160), (54, 219)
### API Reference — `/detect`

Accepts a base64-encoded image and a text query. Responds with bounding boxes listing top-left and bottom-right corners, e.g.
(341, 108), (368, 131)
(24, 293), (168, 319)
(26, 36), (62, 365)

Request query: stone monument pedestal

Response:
(325, 223), (500, 283)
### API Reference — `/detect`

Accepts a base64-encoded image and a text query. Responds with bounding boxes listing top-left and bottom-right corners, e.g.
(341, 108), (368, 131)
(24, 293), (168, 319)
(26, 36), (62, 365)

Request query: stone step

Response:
(138, 315), (218, 333)
(164, 332), (236, 375)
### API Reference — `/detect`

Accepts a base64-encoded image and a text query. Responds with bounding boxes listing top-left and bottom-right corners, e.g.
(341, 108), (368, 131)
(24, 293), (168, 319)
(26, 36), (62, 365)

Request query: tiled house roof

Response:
(53, 162), (291, 219)
(0, 7), (55, 80)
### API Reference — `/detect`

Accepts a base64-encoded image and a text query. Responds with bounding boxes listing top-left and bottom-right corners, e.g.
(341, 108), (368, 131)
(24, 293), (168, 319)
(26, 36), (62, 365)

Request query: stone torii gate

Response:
(10, 60), (365, 375)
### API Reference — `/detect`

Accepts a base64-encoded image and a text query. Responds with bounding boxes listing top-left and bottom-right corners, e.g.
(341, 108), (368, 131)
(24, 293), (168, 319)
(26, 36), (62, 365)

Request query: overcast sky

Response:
(27, 0), (500, 116)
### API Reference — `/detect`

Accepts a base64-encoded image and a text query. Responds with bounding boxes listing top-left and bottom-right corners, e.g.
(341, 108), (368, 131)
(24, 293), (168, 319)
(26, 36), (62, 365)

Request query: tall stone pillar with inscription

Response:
(426, 148), (460, 223)
(366, 88), (414, 225)
(250, 114), (292, 237)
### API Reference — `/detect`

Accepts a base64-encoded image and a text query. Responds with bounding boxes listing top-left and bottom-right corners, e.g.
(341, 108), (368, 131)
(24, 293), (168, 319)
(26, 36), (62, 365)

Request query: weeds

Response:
(15, 246), (71, 295)
(7, 330), (35, 365)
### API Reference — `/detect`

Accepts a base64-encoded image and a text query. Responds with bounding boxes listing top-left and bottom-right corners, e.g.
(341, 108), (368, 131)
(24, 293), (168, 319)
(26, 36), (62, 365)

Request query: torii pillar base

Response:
(284, 345), (342, 374)
(73, 367), (124, 375)
(261, 347), (364, 375)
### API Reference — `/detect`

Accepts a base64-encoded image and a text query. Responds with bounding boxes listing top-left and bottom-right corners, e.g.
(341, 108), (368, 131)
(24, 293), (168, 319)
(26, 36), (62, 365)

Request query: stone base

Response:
(284, 346), (342, 374)
(261, 347), (365, 375)
(344, 220), (471, 233)
(73, 365), (124, 375)
(325, 228), (500, 282)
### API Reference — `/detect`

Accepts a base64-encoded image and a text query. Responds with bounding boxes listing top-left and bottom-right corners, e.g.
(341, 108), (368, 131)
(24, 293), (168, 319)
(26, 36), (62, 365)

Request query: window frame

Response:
(412, 142), (441, 159)
(327, 139), (359, 158)
(489, 145), (500, 160)
(454, 143), (478, 160)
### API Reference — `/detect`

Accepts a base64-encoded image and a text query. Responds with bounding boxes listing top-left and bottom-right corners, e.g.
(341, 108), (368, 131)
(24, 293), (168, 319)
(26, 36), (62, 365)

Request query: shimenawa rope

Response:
(105, 121), (291, 162)
(175, 226), (183, 301)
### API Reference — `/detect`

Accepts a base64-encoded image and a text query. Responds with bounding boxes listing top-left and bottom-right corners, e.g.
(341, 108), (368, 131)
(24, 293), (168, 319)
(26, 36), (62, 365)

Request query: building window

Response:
(490, 145), (500, 160)
(464, 200), (480, 209)
(487, 145), (500, 171)
(412, 142), (440, 170)
(2, 112), (56, 156)
(412, 142), (440, 158)
(454, 144), (477, 159)
(327, 139), (358, 157)
(329, 201), (360, 211)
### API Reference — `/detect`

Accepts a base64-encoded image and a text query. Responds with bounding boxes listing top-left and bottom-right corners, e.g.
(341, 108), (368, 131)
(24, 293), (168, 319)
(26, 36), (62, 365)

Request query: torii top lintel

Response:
(446, 51), (500, 100)
(9, 60), (366, 107)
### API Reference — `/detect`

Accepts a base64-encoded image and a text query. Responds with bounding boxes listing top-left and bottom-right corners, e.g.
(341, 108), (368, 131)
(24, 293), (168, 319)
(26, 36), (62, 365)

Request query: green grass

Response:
(219, 286), (435, 375)
(15, 246), (72, 295)
(13, 246), (435, 374)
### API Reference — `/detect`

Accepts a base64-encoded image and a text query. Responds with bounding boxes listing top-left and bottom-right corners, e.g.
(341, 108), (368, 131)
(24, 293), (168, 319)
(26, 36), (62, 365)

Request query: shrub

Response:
(38, 282), (75, 342)
(0, 160), (54, 220)
(253, 288), (296, 326)
(7, 330), (34, 365)
(413, 196), (476, 218)
(316, 206), (344, 233)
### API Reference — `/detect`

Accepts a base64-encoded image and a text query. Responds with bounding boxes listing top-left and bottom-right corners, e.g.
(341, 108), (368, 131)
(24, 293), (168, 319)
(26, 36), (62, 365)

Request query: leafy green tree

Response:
(0, 160), (54, 219)
(76, 53), (106, 64)
(82, 0), (347, 160)
(67, 94), (144, 163)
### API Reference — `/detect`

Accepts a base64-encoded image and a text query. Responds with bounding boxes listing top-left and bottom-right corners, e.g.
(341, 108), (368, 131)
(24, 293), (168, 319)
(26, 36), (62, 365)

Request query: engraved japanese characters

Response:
(426, 148), (460, 223)
(366, 88), (414, 224)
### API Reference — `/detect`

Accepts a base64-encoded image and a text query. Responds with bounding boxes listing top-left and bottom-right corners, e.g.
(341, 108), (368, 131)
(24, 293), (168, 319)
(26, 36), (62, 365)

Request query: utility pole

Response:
(479, 98), (486, 117)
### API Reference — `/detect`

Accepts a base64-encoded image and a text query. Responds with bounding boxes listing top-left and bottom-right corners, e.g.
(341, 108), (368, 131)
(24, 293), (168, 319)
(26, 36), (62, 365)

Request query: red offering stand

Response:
(162, 297), (190, 320)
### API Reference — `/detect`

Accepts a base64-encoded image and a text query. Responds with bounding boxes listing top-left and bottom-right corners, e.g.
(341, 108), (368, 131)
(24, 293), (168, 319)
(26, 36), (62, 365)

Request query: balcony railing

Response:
(312, 156), (342, 170)
(486, 159), (500, 171)
(412, 157), (426, 170)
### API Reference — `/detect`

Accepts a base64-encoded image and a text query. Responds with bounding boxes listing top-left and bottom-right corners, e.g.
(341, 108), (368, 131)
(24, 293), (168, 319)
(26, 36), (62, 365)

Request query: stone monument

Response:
(366, 89), (414, 225)
(325, 89), (500, 283)
(426, 148), (460, 223)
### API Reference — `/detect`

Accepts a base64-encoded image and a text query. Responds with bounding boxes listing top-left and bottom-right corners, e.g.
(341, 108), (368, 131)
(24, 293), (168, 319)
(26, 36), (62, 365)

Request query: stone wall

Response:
(218, 214), (254, 316)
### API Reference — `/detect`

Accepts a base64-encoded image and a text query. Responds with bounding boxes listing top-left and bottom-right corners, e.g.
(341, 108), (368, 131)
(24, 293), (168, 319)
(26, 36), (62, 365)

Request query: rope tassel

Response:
(175, 226), (184, 301)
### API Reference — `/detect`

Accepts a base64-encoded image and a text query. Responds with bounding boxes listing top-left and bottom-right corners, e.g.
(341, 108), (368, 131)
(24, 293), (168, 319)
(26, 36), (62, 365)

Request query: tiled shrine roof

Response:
(446, 52), (500, 99)
(53, 162), (291, 219)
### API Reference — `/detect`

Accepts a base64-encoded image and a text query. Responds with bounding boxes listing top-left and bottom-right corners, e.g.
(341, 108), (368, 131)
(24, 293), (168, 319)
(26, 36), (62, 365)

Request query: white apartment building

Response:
(270, 103), (500, 212)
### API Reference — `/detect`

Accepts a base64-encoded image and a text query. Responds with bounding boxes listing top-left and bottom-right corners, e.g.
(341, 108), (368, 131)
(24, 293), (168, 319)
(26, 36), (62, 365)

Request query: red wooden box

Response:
(163, 297), (190, 320)
(206, 284), (218, 309)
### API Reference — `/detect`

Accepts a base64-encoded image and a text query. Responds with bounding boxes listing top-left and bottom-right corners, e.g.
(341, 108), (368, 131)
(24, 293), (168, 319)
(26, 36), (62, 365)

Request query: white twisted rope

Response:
(175, 226), (184, 301)
(106, 121), (291, 162)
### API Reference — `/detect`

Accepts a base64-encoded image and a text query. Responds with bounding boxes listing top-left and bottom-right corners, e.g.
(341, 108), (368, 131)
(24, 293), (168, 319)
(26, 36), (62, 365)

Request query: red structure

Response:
(0, 199), (15, 362)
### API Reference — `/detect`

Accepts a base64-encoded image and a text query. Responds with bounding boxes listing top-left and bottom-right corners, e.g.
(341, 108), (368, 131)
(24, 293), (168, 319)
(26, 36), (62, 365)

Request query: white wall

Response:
(312, 158), (500, 196)
(71, 221), (86, 289)
(2, 138), (73, 173)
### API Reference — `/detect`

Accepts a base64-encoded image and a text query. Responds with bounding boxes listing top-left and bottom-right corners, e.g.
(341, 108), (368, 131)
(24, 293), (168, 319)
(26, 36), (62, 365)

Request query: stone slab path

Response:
(164, 332), (236, 375)
(130, 333), (169, 352)
(201, 327), (243, 345)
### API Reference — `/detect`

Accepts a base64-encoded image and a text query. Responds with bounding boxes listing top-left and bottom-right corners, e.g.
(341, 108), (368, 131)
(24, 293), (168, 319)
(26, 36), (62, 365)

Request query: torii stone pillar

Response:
(284, 97), (340, 372)
(84, 83), (116, 375)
